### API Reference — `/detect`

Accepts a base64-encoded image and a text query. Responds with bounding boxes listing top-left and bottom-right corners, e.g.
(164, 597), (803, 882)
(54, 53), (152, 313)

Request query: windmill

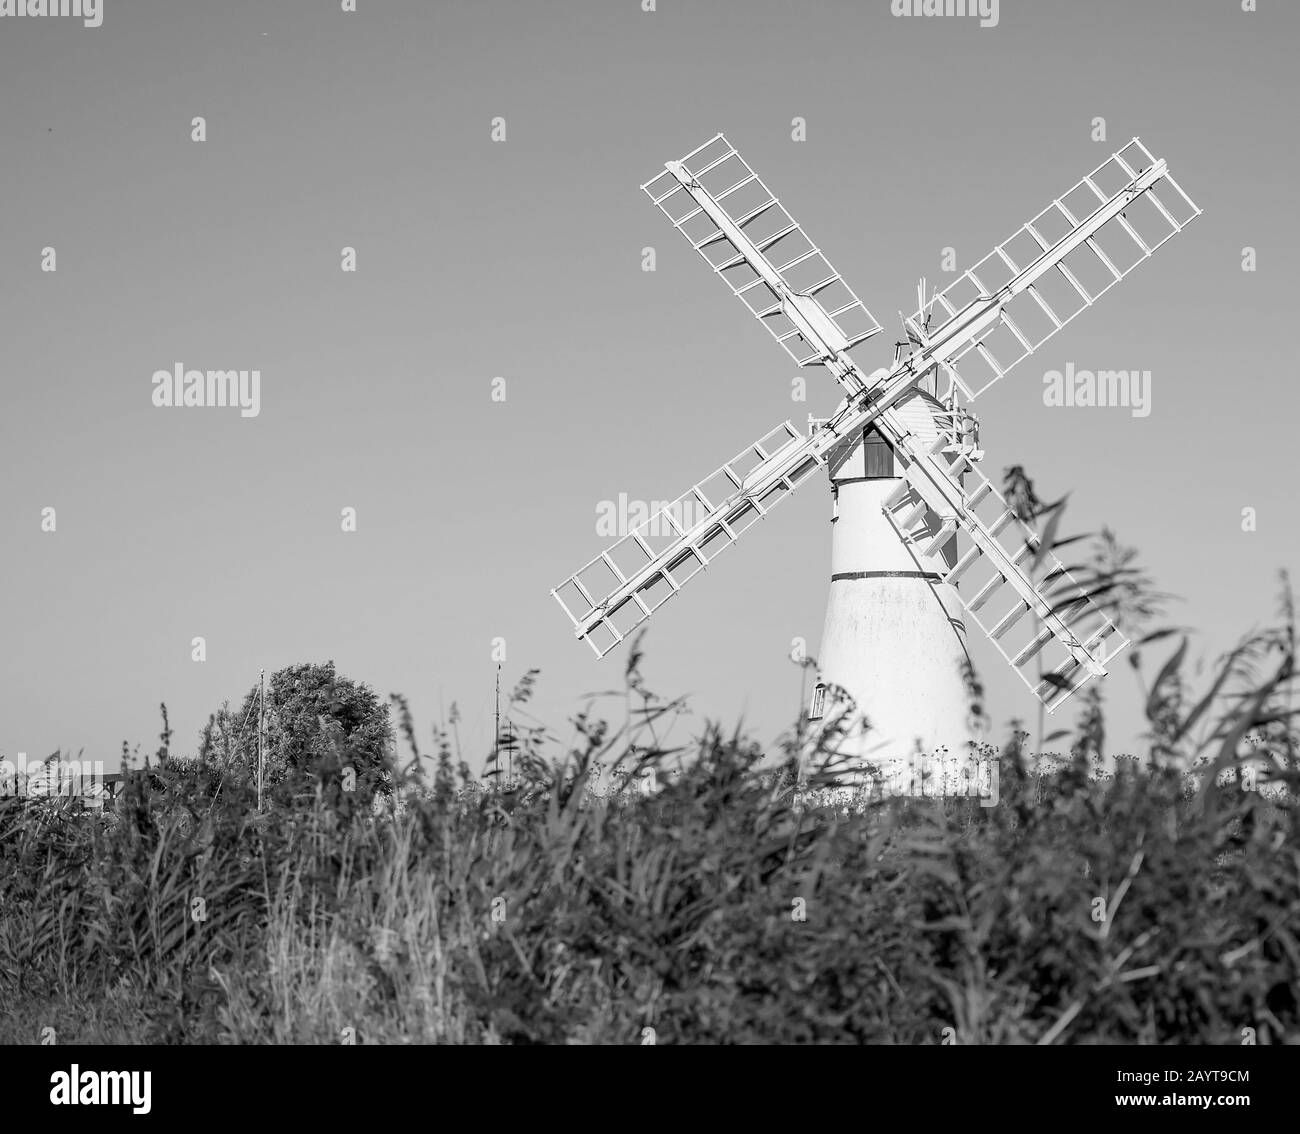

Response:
(551, 134), (1199, 786)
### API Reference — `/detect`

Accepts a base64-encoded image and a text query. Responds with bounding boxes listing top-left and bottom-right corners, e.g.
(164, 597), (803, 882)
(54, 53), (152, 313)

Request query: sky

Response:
(1, 0), (1296, 776)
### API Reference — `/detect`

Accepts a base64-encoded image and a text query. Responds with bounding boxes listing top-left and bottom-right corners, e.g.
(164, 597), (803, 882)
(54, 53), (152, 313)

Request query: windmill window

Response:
(809, 682), (827, 721)
(863, 429), (895, 479)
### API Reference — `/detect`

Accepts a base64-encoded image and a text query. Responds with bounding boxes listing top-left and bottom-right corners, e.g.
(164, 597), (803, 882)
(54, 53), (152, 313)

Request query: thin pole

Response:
(494, 665), (501, 790)
(257, 668), (265, 812)
(799, 662), (807, 740)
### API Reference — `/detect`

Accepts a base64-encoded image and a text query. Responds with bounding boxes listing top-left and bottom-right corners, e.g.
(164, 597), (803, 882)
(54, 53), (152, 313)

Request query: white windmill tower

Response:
(552, 134), (1199, 790)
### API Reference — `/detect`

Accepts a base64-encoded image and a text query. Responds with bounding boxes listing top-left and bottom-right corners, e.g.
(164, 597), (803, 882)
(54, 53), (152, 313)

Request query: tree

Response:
(199, 661), (394, 785)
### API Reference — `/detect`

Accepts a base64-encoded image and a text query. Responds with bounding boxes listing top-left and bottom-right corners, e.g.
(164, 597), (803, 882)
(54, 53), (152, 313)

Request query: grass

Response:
(2, 555), (1296, 1044)
(1, 697), (1296, 1044)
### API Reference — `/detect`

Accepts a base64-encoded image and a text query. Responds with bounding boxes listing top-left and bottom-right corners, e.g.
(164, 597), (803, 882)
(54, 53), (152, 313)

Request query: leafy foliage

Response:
(198, 661), (394, 785)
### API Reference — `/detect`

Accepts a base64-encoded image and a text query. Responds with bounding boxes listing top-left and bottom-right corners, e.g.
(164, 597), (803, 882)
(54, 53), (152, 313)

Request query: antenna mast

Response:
(257, 667), (265, 812)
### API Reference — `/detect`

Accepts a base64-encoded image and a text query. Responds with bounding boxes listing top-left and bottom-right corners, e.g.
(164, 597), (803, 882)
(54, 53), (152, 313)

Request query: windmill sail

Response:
(643, 134), (882, 385)
(903, 139), (1200, 400)
(881, 436), (1129, 711)
(552, 421), (824, 657)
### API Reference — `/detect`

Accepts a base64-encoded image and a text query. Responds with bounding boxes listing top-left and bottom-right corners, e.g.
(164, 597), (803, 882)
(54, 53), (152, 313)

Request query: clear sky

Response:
(1, 0), (1296, 774)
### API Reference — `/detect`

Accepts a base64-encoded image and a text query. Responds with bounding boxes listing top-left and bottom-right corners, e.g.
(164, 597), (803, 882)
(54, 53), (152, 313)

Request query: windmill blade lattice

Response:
(553, 421), (824, 657)
(643, 134), (882, 378)
(882, 441), (1129, 711)
(905, 139), (1200, 400)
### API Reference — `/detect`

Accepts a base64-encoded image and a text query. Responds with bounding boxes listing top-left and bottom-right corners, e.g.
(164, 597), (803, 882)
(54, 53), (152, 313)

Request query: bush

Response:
(197, 661), (394, 788)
